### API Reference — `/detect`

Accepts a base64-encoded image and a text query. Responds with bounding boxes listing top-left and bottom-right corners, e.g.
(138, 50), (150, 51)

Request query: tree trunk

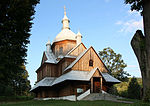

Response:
(143, 0), (150, 101)
(131, 0), (150, 101)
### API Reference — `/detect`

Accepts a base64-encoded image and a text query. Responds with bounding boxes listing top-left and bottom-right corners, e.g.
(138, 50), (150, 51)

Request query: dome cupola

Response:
(53, 6), (76, 43)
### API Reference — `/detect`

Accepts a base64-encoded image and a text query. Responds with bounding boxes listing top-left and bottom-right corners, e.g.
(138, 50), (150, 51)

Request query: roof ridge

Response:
(45, 51), (58, 64)
(66, 43), (84, 56)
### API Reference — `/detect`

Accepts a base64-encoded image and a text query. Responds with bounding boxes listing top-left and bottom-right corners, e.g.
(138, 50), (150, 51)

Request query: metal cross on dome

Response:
(64, 6), (66, 15)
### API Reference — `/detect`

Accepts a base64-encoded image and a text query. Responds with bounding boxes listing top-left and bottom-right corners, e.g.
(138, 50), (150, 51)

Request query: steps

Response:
(77, 89), (90, 100)
(82, 91), (123, 101)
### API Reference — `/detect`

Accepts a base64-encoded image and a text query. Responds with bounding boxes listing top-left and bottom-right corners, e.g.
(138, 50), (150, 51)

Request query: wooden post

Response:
(99, 77), (101, 93)
(100, 77), (102, 92)
(91, 78), (93, 93)
(75, 88), (77, 101)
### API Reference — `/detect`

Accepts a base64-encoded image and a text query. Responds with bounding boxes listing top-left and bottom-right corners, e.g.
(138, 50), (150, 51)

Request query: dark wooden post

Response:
(75, 88), (77, 101)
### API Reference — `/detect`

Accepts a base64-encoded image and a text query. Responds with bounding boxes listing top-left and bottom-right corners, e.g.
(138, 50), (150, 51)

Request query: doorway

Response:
(93, 77), (101, 93)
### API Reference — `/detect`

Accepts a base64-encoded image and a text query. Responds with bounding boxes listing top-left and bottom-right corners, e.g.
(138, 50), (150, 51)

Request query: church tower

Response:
(51, 7), (81, 58)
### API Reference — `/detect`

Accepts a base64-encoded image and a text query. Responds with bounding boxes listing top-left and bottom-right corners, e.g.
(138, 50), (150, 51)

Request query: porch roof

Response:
(31, 68), (120, 91)
(101, 73), (121, 83)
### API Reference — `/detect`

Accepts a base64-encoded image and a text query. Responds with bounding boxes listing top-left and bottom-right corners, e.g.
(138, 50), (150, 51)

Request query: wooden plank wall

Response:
(72, 47), (108, 72)
(69, 43), (86, 57)
(52, 40), (76, 57)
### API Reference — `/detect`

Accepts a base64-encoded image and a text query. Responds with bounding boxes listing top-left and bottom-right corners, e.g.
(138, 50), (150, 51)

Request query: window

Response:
(89, 59), (93, 66)
(77, 88), (84, 93)
(59, 47), (63, 55)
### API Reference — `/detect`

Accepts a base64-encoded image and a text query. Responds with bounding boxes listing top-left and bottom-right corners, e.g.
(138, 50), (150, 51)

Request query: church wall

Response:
(58, 81), (90, 97)
(72, 47), (108, 72)
(46, 64), (57, 77)
(57, 58), (75, 76)
(37, 64), (57, 82)
(69, 43), (86, 57)
(52, 40), (76, 57)
(61, 58), (75, 73)
(37, 65), (47, 81)
(58, 84), (72, 96)
(36, 87), (58, 98)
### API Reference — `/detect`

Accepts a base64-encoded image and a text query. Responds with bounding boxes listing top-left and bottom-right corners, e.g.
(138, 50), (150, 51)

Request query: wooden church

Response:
(31, 7), (120, 100)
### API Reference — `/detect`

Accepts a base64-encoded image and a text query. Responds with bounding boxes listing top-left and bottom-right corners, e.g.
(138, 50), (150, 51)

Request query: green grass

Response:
(0, 99), (150, 106)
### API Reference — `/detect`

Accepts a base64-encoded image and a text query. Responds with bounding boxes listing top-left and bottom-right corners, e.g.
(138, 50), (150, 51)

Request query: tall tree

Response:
(125, 0), (150, 101)
(99, 47), (129, 81)
(0, 0), (39, 96)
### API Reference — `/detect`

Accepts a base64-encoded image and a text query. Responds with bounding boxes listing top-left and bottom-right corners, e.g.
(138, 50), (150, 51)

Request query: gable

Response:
(72, 47), (108, 72)
(93, 69), (101, 77)
(41, 52), (47, 65)
(67, 43), (86, 57)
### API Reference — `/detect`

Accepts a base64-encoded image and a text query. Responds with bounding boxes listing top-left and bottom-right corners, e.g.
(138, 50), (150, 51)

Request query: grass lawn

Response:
(0, 100), (150, 106)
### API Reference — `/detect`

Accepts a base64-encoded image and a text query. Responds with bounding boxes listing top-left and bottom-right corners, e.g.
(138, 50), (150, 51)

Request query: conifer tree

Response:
(0, 0), (39, 96)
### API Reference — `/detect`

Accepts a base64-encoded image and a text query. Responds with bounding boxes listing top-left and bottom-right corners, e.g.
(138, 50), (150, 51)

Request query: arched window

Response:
(89, 59), (93, 66)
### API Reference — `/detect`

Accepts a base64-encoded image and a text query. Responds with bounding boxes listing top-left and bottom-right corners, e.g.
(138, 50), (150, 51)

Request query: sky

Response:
(26, 0), (143, 87)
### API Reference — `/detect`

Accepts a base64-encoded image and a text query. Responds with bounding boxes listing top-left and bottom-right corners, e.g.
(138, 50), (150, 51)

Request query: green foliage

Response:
(12, 65), (31, 96)
(124, 0), (143, 15)
(0, 0), (39, 96)
(0, 84), (13, 96)
(99, 47), (130, 81)
(127, 77), (141, 99)
(0, 96), (34, 102)
(108, 86), (118, 95)
(114, 77), (142, 98)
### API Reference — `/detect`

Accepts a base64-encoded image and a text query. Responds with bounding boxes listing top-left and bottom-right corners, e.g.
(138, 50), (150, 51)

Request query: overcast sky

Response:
(27, 0), (143, 87)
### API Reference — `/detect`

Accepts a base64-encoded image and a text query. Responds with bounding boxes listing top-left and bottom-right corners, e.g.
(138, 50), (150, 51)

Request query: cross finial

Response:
(64, 6), (66, 15)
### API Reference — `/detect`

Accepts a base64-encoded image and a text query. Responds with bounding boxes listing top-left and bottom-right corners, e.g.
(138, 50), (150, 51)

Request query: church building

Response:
(31, 7), (120, 100)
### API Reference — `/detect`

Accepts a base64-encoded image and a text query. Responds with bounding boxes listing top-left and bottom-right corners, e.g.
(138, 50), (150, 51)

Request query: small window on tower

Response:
(89, 59), (93, 66)
(59, 47), (63, 55)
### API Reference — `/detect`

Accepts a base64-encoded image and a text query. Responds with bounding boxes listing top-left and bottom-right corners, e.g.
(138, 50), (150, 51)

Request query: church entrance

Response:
(93, 77), (101, 93)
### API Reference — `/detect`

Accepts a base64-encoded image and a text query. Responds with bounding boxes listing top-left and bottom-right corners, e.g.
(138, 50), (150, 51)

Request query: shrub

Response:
(0, 84), (13, 96)
(108, 86), (118, 95)
(0, 96), (34, 102)
(127, 77), (141, 99)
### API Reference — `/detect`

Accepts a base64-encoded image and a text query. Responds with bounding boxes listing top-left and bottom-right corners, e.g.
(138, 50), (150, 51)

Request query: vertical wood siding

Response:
(72, 47), (108, 72)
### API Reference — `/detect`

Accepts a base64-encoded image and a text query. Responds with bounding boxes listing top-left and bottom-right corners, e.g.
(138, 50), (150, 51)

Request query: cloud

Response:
(126, 69), (141, 77)
(127, 65), (138, 68)
(116, 21), (123, 25)
(116, 19), (143, 33)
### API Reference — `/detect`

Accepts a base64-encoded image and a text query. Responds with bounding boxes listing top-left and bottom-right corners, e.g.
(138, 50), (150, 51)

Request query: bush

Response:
(0, 84), (13, 96)
(0, 96), (34, 102)
(108, 86), (118, 95)
(127, 77), (141, 99)
(119, 90), (128, 98)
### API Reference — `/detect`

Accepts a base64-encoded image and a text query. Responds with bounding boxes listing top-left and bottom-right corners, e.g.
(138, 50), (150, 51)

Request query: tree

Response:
(127, 77), (141, 99)
(13, 65), (31, 96)
(99, 47), (130, 81)
(125, 0), (150, 101)
(0, 0), (39, 96)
